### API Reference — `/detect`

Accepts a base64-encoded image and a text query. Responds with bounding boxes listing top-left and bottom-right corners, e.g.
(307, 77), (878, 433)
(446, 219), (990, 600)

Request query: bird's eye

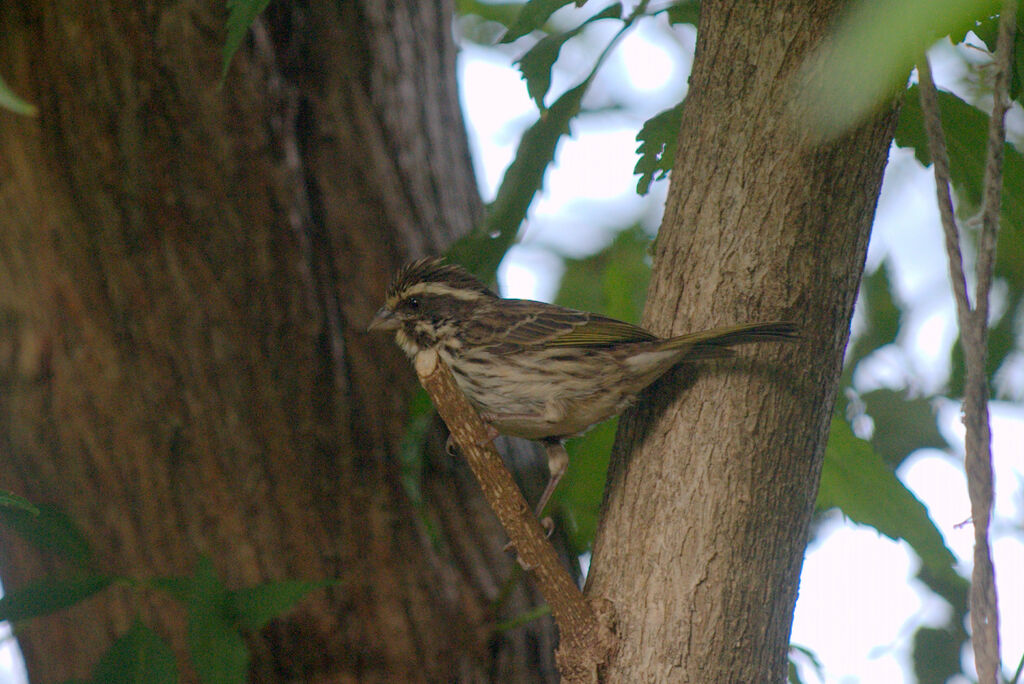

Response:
(407, 297), (421, 310)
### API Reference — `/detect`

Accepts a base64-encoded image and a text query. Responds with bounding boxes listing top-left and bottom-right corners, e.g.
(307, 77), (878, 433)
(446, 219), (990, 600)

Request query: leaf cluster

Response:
(0, 501), (330, 684)
(448, 0), (702, 282)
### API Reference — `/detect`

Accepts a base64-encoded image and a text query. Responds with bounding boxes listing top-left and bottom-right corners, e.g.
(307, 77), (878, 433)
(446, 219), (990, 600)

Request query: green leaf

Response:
(818, 417), (960, 584)
(664, 0), (700, 26)
(803, 0), (1000, 136)
(862, 389), (947, 468)
(788, 644), (824, 684)
(947, 292), (1020, 397)
(186, 557), (250, 684)
(398, 388), (435, 510)
(0, 490), (39, 516)
(493, 604), (551, 633)
(861, 262), (901, 351)
(517, 4), (621, 109)
(634, 101), (684, 195)
(912, 626), (966, 684)
(1, 504), (92, 564)
(843, 262), (903, 386)
(556, 224), (651, 321)
(896, 85), (1024, 232)
(560, 419), (615, 552)
(957, 2), (1024, 100)
(91, 619), (178, 684)
(553, 227), (652, 552)
(0, 72), (37, 117)
(455, 0), (525, 28)
(221, 0), (272, 85)
(897, 87), (1024, 397)
(0, 574), (113, 622)
(229, 580), (330, 631)
(995, 204), (1024, 292)
(447, 78), (591, 279)
(518, 32), (575, 109)
(501, 0), (575, 43)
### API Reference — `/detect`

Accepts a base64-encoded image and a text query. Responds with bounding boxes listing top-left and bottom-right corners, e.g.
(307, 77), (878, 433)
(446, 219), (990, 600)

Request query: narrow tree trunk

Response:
(586, 1), (898, 681)
(0, 1), (556, 681)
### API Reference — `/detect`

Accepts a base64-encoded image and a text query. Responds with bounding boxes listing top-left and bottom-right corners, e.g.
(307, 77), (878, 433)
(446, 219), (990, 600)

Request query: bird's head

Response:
(368, 257), (497, 356)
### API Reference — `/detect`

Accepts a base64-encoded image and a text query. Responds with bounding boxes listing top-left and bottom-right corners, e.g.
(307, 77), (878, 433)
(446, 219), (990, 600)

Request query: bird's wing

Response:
(465, 300), (656, 349)
(545, 314), (657, 346)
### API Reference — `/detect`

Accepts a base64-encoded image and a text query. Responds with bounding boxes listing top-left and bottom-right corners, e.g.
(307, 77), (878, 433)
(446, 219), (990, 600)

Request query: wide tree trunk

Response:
(586, 1), (898, 681)
(0, 1), (557, 681)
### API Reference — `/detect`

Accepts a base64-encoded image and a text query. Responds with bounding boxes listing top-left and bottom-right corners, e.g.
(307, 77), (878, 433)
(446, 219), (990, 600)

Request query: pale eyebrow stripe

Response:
(400, 283), (485, 301)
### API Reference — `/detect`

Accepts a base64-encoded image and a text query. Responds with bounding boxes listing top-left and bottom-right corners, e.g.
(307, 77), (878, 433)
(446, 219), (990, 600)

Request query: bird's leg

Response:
(503, 439), (566, 558)
(534, 440), (568, 537)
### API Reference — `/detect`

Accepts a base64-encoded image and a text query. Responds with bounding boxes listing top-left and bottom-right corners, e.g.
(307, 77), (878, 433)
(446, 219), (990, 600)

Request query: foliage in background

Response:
(0, 495), (330, 684)
(449, 0), (687, 281)
(553, 226), (652, 551)
(802, 0), (1004, 135)
(453, 0), (1022, 681)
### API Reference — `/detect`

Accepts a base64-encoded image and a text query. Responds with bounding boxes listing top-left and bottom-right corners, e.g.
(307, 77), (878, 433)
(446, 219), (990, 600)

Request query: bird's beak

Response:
(368, 307), (400, 332)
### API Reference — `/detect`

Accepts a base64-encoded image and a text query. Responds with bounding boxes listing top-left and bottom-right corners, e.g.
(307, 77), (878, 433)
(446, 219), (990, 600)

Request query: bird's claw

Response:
(540, 516), (554, 538)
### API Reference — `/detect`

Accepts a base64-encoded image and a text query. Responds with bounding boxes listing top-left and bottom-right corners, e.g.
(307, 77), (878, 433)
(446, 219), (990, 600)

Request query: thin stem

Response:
(916, 59), (974, 333)
(916, 1), (1018, 677)
(975, 0), (1017, 325)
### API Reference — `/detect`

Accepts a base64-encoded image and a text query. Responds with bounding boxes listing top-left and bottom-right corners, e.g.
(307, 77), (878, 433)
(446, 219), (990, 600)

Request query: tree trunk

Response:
(0, 1), (557, 681)
(585, 1), (898, 681)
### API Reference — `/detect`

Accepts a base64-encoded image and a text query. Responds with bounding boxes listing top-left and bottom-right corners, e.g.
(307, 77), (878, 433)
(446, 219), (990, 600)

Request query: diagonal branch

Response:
(413, 349), (616, 682)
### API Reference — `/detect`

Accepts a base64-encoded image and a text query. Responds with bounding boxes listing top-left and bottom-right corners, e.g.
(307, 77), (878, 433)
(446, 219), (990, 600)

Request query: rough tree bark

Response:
(0, 1), (557, 681)
(585, 1), (899, 681)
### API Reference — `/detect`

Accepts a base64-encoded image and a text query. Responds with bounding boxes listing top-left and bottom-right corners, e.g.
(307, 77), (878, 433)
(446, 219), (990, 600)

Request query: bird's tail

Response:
(657, 322), (798, 360)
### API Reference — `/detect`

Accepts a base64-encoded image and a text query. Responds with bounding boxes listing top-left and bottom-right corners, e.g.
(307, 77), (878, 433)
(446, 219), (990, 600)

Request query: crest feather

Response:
(388, 257), (496, 302)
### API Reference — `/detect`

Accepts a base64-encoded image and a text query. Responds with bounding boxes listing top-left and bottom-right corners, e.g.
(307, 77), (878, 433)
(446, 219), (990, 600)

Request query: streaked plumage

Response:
(370, 256), (797, 522)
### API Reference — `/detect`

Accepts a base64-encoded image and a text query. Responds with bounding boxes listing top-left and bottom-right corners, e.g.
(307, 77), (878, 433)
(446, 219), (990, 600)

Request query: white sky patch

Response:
(792, 520), (922, 683)
(500, 252), (544, 300)
(500, 245), (565, 302)
(901, 400), (1024, 673)
(615, 29), (677, 93)
(458, 46), (535, 201)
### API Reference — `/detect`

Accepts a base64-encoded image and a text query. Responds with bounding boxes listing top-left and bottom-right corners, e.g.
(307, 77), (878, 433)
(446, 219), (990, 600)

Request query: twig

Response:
(916, 1), (1017, 677)
(916, 59), (973, 330)
(414, 349), (615, 682)
(976, 0), (1017, 321)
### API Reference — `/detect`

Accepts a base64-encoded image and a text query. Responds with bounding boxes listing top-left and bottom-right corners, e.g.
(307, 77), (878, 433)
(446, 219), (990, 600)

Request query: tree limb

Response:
(414, 349), (616, 682)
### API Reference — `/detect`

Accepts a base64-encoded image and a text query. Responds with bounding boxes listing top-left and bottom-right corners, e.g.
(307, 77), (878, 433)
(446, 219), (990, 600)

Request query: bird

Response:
(369, 256), (797, 528)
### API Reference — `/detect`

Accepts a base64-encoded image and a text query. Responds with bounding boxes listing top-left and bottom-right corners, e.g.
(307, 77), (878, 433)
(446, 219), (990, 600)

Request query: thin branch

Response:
(916, 1), (1018, 677)
(976, 0), (1018, 323)
(413, 349), (616, 682)
(917, 59), (974, 333)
